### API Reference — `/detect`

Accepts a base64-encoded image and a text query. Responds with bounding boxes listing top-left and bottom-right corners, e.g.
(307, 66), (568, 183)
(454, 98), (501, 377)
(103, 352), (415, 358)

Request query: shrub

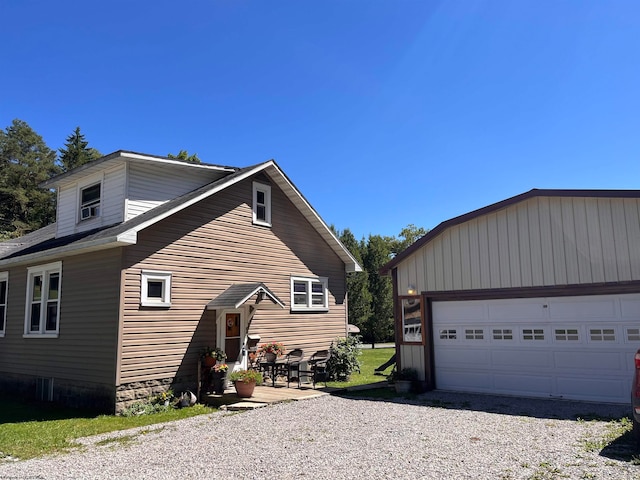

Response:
(389, 367), (418, 382)
(327, 336), (362, 381)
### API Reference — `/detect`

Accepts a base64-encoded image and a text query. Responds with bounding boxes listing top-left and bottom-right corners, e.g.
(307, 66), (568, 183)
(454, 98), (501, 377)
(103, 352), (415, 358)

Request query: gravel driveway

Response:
(1, 391), (638, 479)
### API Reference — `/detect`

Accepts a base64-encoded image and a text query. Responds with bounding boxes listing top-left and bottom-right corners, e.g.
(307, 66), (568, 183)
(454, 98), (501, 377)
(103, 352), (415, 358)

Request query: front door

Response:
(224, 312), (241, 362)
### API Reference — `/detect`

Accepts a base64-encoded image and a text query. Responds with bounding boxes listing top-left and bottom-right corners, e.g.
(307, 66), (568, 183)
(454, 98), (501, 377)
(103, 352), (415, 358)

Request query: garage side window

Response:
(401, 297), (423, 343)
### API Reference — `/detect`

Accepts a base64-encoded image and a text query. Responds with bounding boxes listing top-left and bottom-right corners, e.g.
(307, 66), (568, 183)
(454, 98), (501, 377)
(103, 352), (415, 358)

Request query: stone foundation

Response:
(115, 374), (197, 413)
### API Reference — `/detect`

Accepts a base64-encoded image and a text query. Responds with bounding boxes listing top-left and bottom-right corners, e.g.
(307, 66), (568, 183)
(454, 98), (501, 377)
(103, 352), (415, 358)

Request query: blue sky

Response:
(1, 1), (639, 241)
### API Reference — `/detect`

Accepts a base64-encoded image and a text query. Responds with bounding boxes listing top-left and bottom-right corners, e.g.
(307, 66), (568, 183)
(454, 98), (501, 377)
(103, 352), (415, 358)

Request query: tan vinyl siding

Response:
(398, 196), (640, 294)
(0, 249), (121, 384)
(120, 175), (347, 384)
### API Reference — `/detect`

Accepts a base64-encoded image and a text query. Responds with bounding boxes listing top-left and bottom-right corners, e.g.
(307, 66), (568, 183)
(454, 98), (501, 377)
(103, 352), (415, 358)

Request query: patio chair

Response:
(307, 349), (331, 388)
(276, 348), (304, 387)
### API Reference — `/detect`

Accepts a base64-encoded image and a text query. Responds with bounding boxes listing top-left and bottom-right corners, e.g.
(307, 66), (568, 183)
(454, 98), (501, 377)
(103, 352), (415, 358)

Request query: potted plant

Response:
(228, 369), (263, 398)
(210, 363), (229, 394)
(258, 342), (285, 362)
(390, 367), (418, 394)
(202, 347), (227, 367)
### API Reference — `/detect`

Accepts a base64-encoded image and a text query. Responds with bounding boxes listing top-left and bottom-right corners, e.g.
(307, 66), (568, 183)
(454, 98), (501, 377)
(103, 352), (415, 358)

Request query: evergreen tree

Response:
(58, 126), (102, 172)
(167, 150), (201, 164)
(0, 119), (59, 239)
(339, 228), (372, 336)
(363, 234), (395, 347)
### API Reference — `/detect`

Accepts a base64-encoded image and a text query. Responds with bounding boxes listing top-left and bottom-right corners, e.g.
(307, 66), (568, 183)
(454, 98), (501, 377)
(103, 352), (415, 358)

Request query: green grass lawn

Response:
(326, 346), (395, 388)
(0, 346), (396, 461)
(0, 400), (214, 461)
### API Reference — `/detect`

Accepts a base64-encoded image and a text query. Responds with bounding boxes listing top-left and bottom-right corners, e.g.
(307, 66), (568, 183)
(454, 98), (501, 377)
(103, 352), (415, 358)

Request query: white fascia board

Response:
(117, 151), (236, 172)
(265, 163), (363, 273)
(41, 151), (236, 188)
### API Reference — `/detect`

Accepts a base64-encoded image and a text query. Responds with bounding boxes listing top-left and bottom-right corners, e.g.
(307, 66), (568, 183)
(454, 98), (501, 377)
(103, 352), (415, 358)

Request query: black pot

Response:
(210, 371), (226, 394)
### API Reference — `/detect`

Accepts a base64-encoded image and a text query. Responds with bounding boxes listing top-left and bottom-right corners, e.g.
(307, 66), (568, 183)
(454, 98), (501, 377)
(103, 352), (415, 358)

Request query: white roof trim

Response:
(9, 158), (362, 273)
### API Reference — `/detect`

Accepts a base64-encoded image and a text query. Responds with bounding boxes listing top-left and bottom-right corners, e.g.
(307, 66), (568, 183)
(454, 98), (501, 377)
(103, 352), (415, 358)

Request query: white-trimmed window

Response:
(0, 272), (7, 336)
(141, 270), (172, 307)
(24, 262), (61, 337)
(79, 182), (101, 221)
(252, 182), (272, 226)
(290, 276), (328, 311)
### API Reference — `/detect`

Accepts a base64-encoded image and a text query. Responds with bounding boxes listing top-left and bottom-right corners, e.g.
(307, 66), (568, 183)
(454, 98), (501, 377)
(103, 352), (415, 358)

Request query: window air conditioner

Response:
(81, 207), (92, 220)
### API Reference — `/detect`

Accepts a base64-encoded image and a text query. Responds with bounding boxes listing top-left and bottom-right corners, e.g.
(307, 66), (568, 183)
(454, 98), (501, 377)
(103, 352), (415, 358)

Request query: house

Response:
(381, 189), (640, 404)
(0, 151), (361, 412)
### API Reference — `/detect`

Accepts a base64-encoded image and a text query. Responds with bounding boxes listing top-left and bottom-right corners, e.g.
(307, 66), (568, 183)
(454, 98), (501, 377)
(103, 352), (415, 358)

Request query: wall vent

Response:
(36, 377), (54, 402)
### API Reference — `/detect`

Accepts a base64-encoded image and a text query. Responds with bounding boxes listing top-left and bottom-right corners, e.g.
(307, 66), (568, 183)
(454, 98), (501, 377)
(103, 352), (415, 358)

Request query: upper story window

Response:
(252, 182), (272, 227)
(80, 182), (101, 221)
(141, 270), (172, 307)
(24, 262), (61, 337)
(290, 276), (328, 311)
(0, 272), (7, 336)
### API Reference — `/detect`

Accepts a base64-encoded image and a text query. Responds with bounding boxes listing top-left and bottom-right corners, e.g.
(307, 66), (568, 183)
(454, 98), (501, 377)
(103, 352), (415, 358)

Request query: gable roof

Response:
(40, 150), (237, 188)
(206, 283), (285, 310)
(380, 188), (640, 275)
(1, 156), (362, 272)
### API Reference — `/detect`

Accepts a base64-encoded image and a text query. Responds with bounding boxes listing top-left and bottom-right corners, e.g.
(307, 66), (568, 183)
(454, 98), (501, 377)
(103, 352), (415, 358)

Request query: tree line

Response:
(0, 119), (102, 239)
(336, 224), (427, 345)
(0, 118), (428, 343)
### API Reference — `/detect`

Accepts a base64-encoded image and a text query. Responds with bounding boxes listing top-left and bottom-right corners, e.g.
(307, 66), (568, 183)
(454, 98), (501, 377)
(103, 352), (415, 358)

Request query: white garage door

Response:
(432, 293), (640, 403)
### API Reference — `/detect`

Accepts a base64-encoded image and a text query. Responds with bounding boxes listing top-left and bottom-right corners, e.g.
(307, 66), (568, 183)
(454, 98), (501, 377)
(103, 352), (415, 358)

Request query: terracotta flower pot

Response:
(234, 380), (256, 398)
(204, 356), (216, 367)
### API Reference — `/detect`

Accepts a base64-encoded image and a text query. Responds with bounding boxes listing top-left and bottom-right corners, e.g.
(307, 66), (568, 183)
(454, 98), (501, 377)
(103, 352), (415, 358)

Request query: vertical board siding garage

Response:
(381, 190), (640, 404)
(433, 294), (640, 403)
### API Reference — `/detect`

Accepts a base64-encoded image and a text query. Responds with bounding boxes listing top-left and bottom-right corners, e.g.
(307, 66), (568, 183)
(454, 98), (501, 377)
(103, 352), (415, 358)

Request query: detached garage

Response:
(381, 189), (640, 404)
